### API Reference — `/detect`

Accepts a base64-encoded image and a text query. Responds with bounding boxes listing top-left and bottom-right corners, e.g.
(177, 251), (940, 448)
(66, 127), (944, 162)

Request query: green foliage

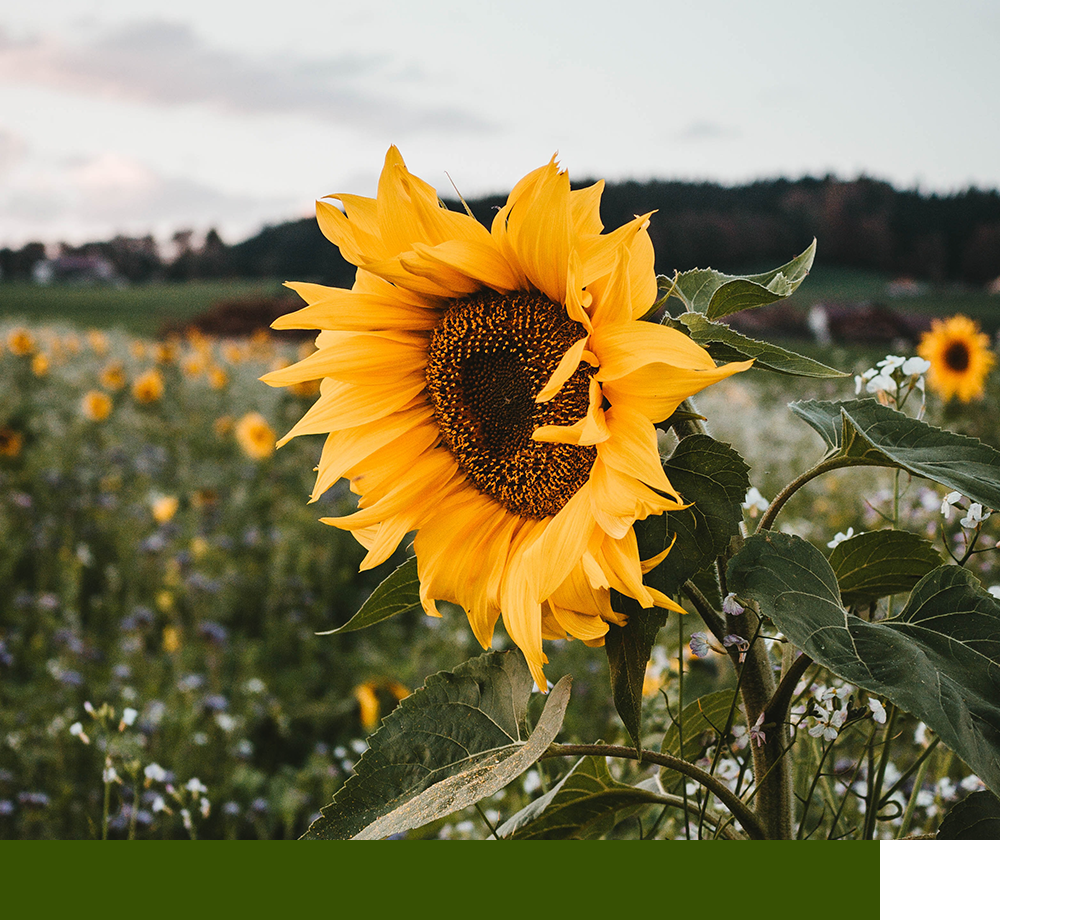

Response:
(317, 557), (422, 635)
(936, 790), (1000, 840)
(828, 530), (942, 607)
(495, 756), (655, 839)
(304, 650), (570, 840)
(675, 313), (848, 378)
(657, 240), (817, 319)
(727, 532), (999, 795)
(606, 435), (748, 748)
(790, 398), (1000, 510)
(658, 691), (737, 793)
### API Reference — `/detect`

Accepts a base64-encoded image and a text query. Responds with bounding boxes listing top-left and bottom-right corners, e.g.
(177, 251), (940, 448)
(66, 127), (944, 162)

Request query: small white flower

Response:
(181, 808), (193, 832)
(902, 356), (931, 377)
(200, 797), (211, 819)
(876, 354), (906, 374)
(151, 795), (168, 813)
(808, 706), (846, 742)
(69, 722), (84, 737)
(988, 584), (1000, 599)
(960, 503), (992, 529)
(144, 762), (167, 783)
(102, 766), (120, 784)
(742, 486), (770, 513)
(722, 592), (745, 616)
(185, 777), (207, 795)
(827, 527), (854, 548)
(867, 698), (887, 724)
(940, 491), (963, 519)
(214, 713), (237, 733)
(866, 373), (897, 394)
(854, 369), (878, 395)
(119, 707), (138, 730)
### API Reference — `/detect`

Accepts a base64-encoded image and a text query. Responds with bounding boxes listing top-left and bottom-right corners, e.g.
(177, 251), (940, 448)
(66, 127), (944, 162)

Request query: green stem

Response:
(738, 624), (793, 839)
(542, 742), (767, 840)
(756, 455), (856, 533)
(897, 750), (933, 840)
(863, 703), (898, 839)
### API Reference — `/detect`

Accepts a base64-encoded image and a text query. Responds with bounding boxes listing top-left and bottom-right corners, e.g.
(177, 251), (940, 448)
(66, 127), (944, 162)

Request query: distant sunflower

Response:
(235, 411), (276, 460)
(0, 426), (23, 458)
(132, 368), (165, 404)
(81, 390), (113, 422)
(262, 147), (753, 685)
(917, 315), (995, 403)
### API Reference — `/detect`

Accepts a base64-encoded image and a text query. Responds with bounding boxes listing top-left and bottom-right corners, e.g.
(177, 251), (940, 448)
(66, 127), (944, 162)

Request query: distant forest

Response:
(1, 175), (999, 288)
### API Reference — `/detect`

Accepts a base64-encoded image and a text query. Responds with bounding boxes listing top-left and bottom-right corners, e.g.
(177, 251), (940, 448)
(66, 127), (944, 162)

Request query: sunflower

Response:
(917, 314), (995, 403)
(0, 427), (23, 458)
(132, 368), (165, 404)
(261, 147), (752, 685)
(235, 411), (276, 460)
(81, 390), (113, 422)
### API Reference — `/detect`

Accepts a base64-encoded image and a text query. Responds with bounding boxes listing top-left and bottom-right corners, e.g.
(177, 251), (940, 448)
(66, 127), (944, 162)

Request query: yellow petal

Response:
(535, 336), (589, 403)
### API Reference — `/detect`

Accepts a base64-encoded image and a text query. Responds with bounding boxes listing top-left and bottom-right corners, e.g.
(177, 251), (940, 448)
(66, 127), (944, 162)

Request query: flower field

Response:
(0, 315), (998, 839)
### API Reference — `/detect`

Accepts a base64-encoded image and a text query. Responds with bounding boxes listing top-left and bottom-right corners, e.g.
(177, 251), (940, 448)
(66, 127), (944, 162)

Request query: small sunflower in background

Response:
(917, 314), (995, 403)
(235, 411), (276, 460)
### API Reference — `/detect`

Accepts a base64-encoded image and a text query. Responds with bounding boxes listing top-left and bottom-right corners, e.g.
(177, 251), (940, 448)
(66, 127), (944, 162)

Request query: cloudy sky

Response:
(0, 0), (999, 248)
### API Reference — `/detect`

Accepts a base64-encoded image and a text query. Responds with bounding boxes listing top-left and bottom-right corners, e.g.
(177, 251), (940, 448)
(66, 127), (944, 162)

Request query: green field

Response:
(0, 280), (286, 337)
(0, 267), (999, 337)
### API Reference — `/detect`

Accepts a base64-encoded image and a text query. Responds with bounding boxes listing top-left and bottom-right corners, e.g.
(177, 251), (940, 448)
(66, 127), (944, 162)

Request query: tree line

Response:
(1, 174), (998, 287)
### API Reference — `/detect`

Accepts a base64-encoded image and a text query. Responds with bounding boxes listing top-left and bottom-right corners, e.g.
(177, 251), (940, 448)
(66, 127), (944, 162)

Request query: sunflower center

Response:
(426, 289), (596, 519)
(944, 341), (971, 372)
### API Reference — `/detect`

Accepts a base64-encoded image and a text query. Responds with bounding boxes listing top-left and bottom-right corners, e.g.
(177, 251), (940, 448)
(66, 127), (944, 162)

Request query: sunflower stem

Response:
(541, 743), (767, 840)
(737, 621), (795, 839)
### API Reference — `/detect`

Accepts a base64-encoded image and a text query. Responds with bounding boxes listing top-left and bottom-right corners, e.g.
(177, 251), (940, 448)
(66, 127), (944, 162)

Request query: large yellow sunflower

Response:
(917, 314), (995, 403)
(262, 147), (752, 686)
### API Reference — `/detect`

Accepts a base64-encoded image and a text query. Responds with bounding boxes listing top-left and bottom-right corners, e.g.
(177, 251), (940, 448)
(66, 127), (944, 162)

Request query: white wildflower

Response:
(827, 527), (854, 548)
(144, 762), (167, 783)
(902, 356), (931, 377)
(867, 698), (887, 724)
(742, 486), (770, 513)
(960, 503), (992, 529)
(940, 491), (963, 519)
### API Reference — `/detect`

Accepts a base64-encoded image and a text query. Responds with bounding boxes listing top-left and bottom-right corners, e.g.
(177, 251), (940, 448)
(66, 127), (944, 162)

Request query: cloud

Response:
(678, 121), (739, 141)
(0, 152), (298, 246)
(0, 20), (492, 133)
(0, 128), (27, 177)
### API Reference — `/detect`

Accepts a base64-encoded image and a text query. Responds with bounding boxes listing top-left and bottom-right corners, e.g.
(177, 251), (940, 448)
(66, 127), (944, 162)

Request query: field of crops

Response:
(0, 279), (999, 839)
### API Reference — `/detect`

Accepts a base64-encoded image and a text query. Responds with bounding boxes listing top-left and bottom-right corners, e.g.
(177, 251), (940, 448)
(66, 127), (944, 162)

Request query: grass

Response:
(0, 280), (285, 337)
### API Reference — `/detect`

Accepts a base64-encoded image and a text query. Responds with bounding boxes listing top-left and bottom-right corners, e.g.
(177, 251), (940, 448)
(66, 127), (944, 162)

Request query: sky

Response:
(0, 0), (999, 249)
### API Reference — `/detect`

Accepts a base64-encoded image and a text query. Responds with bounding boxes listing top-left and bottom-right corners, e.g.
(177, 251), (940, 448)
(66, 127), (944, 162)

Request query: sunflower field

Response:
(0, 298), (998, 840)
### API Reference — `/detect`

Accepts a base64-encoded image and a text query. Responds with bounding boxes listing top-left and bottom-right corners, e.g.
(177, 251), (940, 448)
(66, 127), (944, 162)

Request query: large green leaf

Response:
(317, 556), (421, 635)
(726, 533), (999, 795)
(829, 530), (942, 607)
(302, 649), (570, 839)
(936, 790), (1000, 840)
(658, 690), (738, 793)
(657, 240), (817, 319)
(495, 756), (656, 839)
(790, 399), (1000, 511)
(675, 312), (847, 378)
(605, 600), (668, 752)
(607, 435), (749, 747)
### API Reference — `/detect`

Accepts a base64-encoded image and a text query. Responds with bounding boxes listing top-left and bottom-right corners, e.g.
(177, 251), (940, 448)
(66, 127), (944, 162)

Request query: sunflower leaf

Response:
(494, 756), (656, 839)
(643, 434), (750, 595)
(936, 791), (1000, 840)
(829, 530), (942, 607)
(676, 312), (847, 378)
(315, 556), (421, 635)
(658, 690), (738, 793)
(606, 599), (668, 752)
(302, 649), (570, 839)
(657, 239), (816, 320)
(608, 435), (748, 748)
(790, 398), (1000, 511)
(726, 532), (1000, 795)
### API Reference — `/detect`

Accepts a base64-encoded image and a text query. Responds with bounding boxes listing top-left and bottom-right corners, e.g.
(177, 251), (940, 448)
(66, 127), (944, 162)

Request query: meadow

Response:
(0, 276), (999, 839)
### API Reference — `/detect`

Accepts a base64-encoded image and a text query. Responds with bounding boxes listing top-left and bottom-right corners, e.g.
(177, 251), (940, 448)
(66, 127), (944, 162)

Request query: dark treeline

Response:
(1, 175), (998, 288)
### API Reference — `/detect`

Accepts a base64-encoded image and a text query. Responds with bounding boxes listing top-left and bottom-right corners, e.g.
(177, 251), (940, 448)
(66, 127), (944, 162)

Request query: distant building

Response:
(32, 254), (123, 286)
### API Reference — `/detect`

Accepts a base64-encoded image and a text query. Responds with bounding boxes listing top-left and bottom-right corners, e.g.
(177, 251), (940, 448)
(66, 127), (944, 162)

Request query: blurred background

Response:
(0, 0), (1000, 839)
